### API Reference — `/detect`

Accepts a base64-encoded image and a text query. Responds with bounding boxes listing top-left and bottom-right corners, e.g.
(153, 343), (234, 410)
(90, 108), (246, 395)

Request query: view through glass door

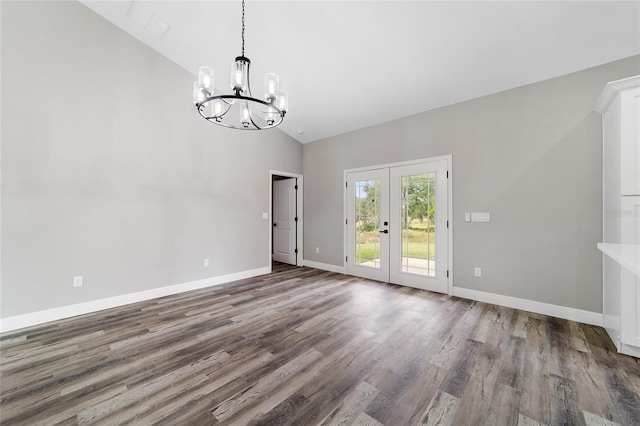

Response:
(346, 159), (449, 293)
(346, 168), (389, 282)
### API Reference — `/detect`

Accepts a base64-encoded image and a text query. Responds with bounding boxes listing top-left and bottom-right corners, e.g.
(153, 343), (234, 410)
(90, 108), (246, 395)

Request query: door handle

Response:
(379, 230), (388, 234)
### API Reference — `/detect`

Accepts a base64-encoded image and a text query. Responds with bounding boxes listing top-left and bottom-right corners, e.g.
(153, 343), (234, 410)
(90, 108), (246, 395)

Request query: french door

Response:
(346, 159), (449, 293)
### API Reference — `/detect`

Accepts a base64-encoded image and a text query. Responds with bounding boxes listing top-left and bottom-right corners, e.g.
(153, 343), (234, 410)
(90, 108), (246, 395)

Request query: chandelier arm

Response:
(202, 95), (282, 114)
(248, 109), (261, 129)
(217, 103), (233, 118)
(196, 95), (283, 129)
(197, 98), (233, 120)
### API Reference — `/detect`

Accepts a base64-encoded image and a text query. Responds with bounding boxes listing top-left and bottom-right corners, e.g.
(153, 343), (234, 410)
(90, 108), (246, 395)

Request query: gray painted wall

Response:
(1, 1), (302, 318)
(303, 55), (640, 313)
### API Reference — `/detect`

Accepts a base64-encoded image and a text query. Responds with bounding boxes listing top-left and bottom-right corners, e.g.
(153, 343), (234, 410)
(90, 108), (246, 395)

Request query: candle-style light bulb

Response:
(214, 101), (223, 116)
(198, 66), (215, 94)
(264, 73), (279, 101)
(265, 107), (275, 125)
(193, 81), (205, 105)
(241, 103), (251, 128)
(231, 58), (248, 93)
(276, 89), (288, 113)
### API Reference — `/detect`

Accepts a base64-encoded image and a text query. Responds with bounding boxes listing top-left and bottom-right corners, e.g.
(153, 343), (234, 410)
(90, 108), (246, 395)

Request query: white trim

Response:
(594, 75), (640, 114)
(343, 155), (454, 174)
(452, 286), (603, 327)
(598, 243), (640, 277)
(620, 342), (640, 358)
(0, 267), (269, 333)
(447, 157), (454, 296)
(269, 170), (304, 271)
(303, 260), (345, 274)
(342, 155), (453, 295)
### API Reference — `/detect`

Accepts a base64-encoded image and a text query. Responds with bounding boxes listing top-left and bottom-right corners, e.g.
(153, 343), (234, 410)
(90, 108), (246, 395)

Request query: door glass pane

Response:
(401, 173), (436, 276)
(355, 179), (381, 268)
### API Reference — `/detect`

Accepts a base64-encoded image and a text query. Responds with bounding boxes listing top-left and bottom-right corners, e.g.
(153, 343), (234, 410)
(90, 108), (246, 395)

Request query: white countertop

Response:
(598, 243), (640, 277)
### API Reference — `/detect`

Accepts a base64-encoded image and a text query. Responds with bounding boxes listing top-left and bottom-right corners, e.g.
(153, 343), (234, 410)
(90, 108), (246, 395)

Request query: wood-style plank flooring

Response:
(1, 263), (639, 425)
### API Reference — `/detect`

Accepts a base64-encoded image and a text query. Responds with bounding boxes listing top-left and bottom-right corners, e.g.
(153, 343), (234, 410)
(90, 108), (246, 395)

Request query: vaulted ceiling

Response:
(80, 1), (640, 143)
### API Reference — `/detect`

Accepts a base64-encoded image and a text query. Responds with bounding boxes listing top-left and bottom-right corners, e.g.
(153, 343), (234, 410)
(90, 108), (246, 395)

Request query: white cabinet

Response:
(620, 197), (640, 349)
(595, 75), (640, 358)
(620, 89), (640, 195)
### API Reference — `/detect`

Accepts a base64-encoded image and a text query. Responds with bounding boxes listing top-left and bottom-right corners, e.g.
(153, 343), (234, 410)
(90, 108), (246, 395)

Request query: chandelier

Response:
(192, 0), (288, 130)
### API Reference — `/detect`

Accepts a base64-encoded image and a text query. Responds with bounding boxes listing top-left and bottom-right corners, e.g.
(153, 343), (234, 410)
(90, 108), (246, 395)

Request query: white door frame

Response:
(343, 155), (453, 295)
(269, 170), (303, 272)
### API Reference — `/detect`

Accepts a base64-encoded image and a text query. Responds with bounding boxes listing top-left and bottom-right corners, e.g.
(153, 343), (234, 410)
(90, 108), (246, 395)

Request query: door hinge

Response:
(295, 248), (298, 254)
(447, 270), (449, 278)
(295, 185), (298, 190)
(446, 171), (449, 178)
(346, 256), (348, 262)
(295, 217), (298, 222)
(345, 218), (348, 225)
(447, 220), (449, 228)
(346, 181), (348, 188)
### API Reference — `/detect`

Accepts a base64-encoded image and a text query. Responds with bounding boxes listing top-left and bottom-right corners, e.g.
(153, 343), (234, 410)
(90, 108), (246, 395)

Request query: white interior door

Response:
(273, 178), (297, 265)
(346, 159), (449, 293)
(346, 169), (390, 282)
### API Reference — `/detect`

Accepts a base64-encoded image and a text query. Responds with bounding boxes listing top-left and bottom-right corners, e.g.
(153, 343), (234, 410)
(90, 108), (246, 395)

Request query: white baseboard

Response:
(302, 260), (345, 274)
(452, 287), (603, 327)
(620, 343), (640, 358)
(0, 267), (270, 334)
(2, 269), (603, 333)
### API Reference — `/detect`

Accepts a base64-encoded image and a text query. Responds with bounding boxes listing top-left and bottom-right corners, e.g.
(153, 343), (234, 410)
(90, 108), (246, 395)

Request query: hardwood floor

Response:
(1, 263), (639, 425)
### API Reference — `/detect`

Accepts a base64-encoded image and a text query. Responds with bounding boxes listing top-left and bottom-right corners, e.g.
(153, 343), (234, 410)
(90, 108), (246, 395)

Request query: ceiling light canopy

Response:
(193, 0), (288, 130)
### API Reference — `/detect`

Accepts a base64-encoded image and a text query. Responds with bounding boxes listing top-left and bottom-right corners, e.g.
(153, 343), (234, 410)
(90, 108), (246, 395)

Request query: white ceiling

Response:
(80, 1), (640, 143)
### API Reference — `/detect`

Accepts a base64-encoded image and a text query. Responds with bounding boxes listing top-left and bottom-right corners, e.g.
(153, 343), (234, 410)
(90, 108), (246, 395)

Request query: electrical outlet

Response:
(73, 276), (83, 287)
(316, 247), (320, 253)
(474, 267), (482, 277)
(204, 259), (209, 267)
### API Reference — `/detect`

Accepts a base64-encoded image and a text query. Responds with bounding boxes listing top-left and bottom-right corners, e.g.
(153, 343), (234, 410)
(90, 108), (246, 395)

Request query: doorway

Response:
(345, 157), (451, 294)
(270, 171), (303, 269)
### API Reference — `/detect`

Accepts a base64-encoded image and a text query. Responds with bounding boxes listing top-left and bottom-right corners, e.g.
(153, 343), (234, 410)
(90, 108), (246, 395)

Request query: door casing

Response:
(269, 170), (303, 272)
(273, 178), (298, 265)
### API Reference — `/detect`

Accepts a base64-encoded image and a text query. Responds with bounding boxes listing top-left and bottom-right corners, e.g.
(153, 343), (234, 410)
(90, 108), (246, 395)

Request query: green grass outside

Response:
(355, 240), (435, 263)
(407, 221), (433, 232)
(354, 221), (436, 263)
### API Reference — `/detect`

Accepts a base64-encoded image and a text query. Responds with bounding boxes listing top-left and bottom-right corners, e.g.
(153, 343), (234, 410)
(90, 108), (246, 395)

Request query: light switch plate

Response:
(471, 212), (490, 222)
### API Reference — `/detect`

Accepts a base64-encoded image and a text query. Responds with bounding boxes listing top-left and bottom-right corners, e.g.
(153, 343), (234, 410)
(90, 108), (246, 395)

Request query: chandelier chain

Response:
(241, 0), (245, 56)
